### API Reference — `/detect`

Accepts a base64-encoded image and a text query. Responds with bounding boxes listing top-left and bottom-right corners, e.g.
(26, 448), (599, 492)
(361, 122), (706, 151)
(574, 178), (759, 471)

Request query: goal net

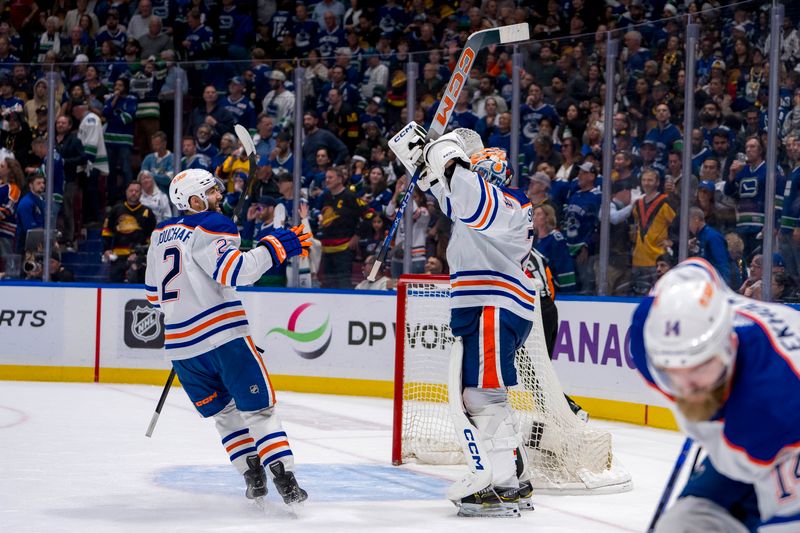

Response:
(392, 275), (632, 494)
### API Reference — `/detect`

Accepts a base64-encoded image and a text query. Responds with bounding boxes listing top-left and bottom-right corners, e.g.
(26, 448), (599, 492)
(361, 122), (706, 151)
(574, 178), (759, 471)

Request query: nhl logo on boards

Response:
(124, 299), (165, 349)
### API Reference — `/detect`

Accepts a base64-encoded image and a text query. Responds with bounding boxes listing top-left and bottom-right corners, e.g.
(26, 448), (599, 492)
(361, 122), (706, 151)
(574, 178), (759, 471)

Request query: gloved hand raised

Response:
(258, 224), (312, 265)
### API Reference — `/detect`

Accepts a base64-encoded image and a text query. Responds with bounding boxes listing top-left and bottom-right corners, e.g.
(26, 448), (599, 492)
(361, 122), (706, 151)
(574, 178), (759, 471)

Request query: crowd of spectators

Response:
(0, 0), (798, 303)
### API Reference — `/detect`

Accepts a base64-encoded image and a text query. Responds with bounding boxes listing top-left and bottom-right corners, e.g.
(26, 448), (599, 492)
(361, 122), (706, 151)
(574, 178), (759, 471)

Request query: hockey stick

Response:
(444, 338), (493, 501)
(232, 124), (258, 224)
(647, 437), (695, 532)
(145, 368), (176, 437)
(368, 23), (530, 281)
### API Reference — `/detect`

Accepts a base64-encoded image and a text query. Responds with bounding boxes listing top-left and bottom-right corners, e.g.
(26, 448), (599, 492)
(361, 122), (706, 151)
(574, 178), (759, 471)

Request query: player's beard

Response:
(675, 382), (727, 422)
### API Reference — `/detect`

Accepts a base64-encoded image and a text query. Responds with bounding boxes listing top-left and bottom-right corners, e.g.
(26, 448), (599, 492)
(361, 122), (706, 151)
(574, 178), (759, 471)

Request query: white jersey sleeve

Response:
(144, 211), (277, 360)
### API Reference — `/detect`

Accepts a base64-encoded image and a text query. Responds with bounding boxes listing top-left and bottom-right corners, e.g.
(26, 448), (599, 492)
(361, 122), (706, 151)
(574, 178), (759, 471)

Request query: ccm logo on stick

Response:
(435, 48), (476, 128)
(463, 428), (485, 470)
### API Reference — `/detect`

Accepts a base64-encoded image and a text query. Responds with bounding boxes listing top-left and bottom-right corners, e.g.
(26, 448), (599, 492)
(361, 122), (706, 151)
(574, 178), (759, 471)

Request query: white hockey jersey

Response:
(429, 166), (536, 321)
(78, 112), (109, 175)
(631, 263), (800, 526)
(144, 211), (276, 360)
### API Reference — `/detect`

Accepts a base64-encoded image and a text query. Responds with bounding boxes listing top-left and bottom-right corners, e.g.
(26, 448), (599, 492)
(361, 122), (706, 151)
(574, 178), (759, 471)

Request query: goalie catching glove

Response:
(422, 131), (472, 191)
(258, 224), (312, 265)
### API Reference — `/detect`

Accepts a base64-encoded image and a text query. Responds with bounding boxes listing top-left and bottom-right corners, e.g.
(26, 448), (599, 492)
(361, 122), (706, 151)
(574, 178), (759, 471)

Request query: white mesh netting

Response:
(398, 278), (632, 494)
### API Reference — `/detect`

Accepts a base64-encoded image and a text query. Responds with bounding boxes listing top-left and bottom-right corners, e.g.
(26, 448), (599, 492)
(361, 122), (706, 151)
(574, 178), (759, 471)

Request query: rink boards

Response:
(0, 282), (676, 430)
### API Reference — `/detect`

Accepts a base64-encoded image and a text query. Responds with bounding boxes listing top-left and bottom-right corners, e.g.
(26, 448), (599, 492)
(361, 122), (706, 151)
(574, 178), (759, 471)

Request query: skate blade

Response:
(252, 497), (299, 519)
(456, 502), (520, 518)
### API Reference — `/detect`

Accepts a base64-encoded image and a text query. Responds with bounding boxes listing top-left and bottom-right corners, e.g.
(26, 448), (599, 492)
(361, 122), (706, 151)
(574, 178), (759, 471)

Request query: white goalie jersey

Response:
(144, 211), (276, 360)
(429, 165), (536, 321)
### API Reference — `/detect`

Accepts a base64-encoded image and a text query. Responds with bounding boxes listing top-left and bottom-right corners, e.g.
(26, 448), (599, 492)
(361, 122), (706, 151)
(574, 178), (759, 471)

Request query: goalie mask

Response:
(470, 147), (511, 187)
(169, 169), (223, 212)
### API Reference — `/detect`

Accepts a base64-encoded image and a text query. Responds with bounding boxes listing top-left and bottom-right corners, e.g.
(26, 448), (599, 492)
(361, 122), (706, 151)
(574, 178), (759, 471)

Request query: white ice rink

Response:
(1, 381), (685, 532)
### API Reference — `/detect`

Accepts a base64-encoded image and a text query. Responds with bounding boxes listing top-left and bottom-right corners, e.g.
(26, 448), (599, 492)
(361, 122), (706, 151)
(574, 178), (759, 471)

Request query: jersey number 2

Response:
(161, 247), (181, 302)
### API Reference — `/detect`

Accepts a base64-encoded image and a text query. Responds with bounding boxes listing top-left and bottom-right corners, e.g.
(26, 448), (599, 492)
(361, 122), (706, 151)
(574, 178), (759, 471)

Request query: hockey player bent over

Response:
(144, 169), (310, 505)
(630, 258), (800, 532)
(391, 123), (535, 517)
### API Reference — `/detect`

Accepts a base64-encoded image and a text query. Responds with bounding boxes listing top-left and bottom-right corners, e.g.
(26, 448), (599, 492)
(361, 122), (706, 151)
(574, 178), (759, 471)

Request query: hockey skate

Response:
(244, 455), (268, 500)
(269, 461), (308, 505)
(455, 486), (521, 518)
(517, 480), (534, 511)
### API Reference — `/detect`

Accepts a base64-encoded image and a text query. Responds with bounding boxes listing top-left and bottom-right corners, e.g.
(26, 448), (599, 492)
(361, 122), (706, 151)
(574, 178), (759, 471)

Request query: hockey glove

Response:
(388, 121), (428, 179)
(258, 224), (312, 265)
(423, 132), (471, 192)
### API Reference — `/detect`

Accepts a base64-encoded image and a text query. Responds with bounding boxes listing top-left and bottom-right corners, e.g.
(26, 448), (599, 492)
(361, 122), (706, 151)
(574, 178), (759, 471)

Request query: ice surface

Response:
(0, 381), (684, 532)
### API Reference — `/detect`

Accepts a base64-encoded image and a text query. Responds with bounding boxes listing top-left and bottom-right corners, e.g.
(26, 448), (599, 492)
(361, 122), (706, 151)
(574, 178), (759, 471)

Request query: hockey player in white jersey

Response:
(630, 257), (800, 532)
(391, 123), (535, 517)
(144, 169), (311, 505)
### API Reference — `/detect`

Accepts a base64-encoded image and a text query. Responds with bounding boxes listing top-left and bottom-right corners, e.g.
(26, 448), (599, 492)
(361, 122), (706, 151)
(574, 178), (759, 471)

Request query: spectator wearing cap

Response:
(243, 195), (277, 249)
(779, 135), (800, 281)
(316, 10), (346, 59)
(266, 131), (294, 175)
(95, 9), (127, 56)
(526, 171), (552, 211)
(103, 78), (138, 204)
(688, 206), (730, 281)
(261, 69), (295, 131)
(562, 161), (601, 294)
(533, 204), (577, 293)
(644, 103), (681, 167)
(361, 49), (389, 100)
(187, 85), (234, 146)
(301, 111), (348, 171)
(290, 3), (319, 55)
(28, 137), (65, 222)
(632, 167), (676, 293)
(140, 131), (173, 194)
(696, 177), (733, 234)
(223, 76), (257, 133)
(359, 97), (385, 135)
(137, 170), (171, 223)
(139, 17), (172, 60)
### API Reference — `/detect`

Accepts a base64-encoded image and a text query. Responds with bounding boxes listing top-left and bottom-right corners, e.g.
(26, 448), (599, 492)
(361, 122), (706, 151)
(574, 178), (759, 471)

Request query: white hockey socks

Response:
(213, 401), (295, 476)
(462, 387), (521, 490)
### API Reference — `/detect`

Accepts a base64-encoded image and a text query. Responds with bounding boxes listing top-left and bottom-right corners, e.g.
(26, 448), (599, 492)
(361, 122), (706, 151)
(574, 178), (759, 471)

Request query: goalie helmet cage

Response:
(392, 275), (633, 494)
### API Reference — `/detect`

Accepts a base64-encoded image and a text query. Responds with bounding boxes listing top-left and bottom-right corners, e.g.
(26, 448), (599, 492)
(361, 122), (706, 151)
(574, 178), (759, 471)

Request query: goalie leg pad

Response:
(463, 387), (521, 489)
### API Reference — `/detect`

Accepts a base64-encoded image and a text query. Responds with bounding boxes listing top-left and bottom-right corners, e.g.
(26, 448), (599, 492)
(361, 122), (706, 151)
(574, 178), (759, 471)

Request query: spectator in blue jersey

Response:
(0, 74), (23, 114)
(95, 9), (127, 57)
(0, 37), (19, 77)
(562, 162), (601, 294)
(779, 135), (800, 282)
(359, 97), (385, 136)
(103, 77), (138, 204)
(291, 3), (318, 55)
(316, 11), (346, 60)
(223, 77), (256, 133)
(690, 128), (712, 176)
(521, 83), (559, 143)
(14, 173), (44, 254)
(724, 136), (785, 259)
(180, 135), (211, 172)
(688, 207), (730, 282)
(639, 139), (666, 178)
(475, 96), (499, 145)
(266, 131), (294, 176)
(488, 112), (512, 154)
(319, 65), (360, 111)
(534, 203), (577, 293)
(361, 166), (393, 214)
(449, 90), (478, 132)
(181, 9), (214, 96)
(213, 0), (254, 59)
(141, 131), (174, 193)
(27, 137), (64, 224)
(253, 115), (276, 160)
(644, 103), (681, 166)
(187, 85), (234, 147)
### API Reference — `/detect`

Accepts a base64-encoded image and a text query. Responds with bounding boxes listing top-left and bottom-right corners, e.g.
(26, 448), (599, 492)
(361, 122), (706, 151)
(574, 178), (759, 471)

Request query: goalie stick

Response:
(368, 23), (530, 281)
(231, 123), (258, 224)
